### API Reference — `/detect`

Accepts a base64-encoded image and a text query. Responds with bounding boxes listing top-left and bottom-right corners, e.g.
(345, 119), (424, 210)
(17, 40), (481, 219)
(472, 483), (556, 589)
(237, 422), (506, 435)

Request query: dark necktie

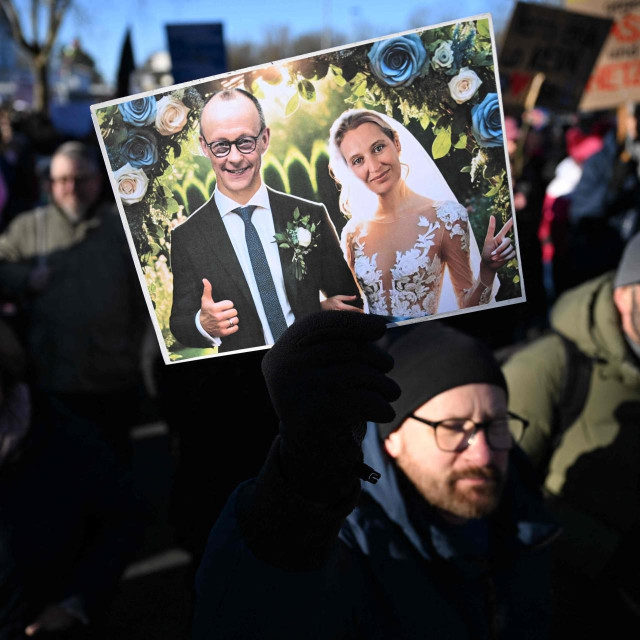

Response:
(234, 205), (288, 342)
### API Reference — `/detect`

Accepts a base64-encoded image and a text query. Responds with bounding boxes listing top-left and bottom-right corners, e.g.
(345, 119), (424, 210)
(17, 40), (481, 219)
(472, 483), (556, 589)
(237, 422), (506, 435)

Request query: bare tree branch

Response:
(30, 0), (39, 47)
(45, 0), (71, 55)
(0, 0), (35, 54)
(0, 0), (73, 114)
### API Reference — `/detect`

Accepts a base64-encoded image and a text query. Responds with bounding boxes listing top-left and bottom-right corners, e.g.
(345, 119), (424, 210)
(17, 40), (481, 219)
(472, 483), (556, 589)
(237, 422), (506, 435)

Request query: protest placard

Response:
(499, 1), (612, 111)
(568, 0), (640, 111)
(92, 14), (523, 364)
(166, 23), (227, 84)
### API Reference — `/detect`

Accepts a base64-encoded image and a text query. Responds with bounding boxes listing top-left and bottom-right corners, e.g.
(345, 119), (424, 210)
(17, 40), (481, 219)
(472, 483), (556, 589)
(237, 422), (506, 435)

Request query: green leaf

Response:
(353, 79), (368, 97)
(330, 64), (343, 75)
(513, 275), (520, 284)
(350, 72), (367, 85)
(419, 113), (430, 130)
(297, 79), (316, 102)
(460, 166), (472, 173)
(163, 185), (173, 199)
(250, 80), (265, 99)
(105, 127), (126, 148)
(285, 92), (300, 117)
(476, 19), (490, 38)
(333, 74), (347, 87)
(310, 223), (316, 232)
(423, 30), (437, 44)
(484, 185), (499, 197)
(432, 127), (452, 160)
(471, 51), (493, 66)
(293, 207), (300, 220)
(454, 133), (467, 150)
(166, 198), (179, 216)
(274, 233), (286, 242)
(279, 243), (291, 248)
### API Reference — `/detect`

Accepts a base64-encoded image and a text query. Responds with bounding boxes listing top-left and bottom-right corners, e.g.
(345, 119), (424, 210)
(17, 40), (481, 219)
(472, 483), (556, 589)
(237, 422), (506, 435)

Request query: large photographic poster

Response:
(92, 14), (523, 365)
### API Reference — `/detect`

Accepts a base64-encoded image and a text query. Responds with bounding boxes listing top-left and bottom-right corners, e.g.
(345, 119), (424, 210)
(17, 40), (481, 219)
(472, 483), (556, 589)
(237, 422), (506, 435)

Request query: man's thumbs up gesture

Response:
(200, 278), (239, 338)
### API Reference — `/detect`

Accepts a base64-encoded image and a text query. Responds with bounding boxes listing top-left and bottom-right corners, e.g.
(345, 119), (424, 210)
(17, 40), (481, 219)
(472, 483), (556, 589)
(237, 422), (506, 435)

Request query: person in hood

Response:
(193, 312), (558, 639)
(503, 231), (640, 636)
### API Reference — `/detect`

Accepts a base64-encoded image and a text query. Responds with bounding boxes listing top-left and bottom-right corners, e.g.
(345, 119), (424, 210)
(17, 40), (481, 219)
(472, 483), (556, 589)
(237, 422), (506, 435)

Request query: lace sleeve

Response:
(437, 202), (491, 308)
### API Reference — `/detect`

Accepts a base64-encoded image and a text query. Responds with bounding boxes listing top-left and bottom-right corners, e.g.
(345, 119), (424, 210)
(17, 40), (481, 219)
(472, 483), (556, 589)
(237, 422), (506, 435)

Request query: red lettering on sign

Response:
(587, 59), (640, 92)
(612, 13), (640, 43)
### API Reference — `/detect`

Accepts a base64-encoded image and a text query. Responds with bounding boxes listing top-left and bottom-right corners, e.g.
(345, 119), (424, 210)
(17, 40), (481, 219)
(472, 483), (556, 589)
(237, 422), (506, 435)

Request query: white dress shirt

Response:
(196, 183), (296, 347)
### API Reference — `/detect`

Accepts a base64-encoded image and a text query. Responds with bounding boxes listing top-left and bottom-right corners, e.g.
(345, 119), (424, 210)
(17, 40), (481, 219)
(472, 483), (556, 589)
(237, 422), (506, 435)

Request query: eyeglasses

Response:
(408, 411), (529, 452)
(201, 128), (264, 158)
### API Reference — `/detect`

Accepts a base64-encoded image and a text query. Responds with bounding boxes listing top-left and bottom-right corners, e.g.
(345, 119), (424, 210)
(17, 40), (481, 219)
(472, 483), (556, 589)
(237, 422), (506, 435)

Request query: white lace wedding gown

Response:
(343, 201), (492, 318)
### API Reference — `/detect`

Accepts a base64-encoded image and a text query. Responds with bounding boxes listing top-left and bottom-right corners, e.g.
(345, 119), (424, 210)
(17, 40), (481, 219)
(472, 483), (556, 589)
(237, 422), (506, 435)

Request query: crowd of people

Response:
(0, 88), (639, 639)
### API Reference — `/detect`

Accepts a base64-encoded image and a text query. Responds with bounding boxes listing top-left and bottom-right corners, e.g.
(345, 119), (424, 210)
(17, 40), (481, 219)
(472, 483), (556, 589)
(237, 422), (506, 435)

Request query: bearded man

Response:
(193, 313), (558, 639)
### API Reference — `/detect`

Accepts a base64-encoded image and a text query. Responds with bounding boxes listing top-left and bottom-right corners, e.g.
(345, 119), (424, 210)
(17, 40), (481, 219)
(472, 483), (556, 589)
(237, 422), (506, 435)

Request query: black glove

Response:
(261, 310), (401, 504)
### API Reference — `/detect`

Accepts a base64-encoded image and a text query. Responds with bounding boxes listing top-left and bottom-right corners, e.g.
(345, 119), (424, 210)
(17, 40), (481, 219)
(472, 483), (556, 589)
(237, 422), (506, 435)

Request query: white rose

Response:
(113, 163), (149, 205)
(431, 41), (454, 70)
(448, 67), (482, 104)
(154, 96), (190, 136)
(297, 227), (312, 247)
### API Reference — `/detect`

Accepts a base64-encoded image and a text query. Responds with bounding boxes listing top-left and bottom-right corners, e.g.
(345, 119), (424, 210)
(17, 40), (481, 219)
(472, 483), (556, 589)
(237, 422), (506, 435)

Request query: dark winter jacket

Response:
(193, 426), (558, 639)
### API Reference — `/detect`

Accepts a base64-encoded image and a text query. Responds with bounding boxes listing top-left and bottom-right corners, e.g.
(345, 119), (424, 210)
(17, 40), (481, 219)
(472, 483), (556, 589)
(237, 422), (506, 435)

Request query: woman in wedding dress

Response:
(328, 109), (515, 321)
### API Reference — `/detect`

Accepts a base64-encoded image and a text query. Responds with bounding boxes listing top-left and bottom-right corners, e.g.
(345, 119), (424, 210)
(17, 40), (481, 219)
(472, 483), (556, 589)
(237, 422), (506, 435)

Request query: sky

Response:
(48, 0), (533, 85)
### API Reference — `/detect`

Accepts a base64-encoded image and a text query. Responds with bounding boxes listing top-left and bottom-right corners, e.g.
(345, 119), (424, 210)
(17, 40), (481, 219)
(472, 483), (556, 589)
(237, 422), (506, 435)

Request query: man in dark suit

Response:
(170, 89), (362, 353)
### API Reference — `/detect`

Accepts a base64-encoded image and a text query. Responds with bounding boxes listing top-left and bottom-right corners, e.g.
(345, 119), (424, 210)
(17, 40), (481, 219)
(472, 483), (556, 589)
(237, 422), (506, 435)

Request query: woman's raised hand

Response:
(481, 215), (516, 272)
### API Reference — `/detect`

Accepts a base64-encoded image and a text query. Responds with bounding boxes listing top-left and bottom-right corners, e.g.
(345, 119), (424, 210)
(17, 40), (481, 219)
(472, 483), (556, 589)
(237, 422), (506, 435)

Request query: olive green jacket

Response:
(503, 273), (640, 578)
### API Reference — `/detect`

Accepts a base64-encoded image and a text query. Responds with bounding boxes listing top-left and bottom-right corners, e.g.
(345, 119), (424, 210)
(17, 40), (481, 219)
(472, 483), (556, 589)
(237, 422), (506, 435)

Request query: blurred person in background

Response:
(568, 103), (640, 287)
(503, 232), (640, 637)
(0, 318), (143, 639)
(0, 106), (39, 232)
(0, 141), (149, 461)
(537, 121), (606, 300)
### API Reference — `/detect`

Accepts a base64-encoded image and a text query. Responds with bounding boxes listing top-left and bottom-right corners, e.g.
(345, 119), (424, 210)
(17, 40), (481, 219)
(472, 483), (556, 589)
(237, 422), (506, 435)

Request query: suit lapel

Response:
(268, 187), (300, 307)
(195, 197), (255, 310)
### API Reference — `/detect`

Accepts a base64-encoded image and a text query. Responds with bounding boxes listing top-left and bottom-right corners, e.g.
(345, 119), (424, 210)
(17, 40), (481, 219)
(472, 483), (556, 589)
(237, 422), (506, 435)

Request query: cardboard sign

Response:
(91, 14), (523, 364)
(166, 23), (227, 84)
(499, 1), (611, 111)
(568, 0), (640, 111)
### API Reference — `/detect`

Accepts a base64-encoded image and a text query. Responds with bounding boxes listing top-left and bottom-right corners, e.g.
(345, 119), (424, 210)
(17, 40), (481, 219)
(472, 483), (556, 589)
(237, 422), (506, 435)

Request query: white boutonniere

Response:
(274, 207), (320, 281)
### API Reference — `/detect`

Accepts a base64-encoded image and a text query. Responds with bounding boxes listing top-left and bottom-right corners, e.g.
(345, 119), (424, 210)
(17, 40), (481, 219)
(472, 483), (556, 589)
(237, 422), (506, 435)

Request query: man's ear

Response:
(199, 136), (209, 157)
(384, 430), (402, 459)
(260, 127), (271, 153)
(613, 285), (631, 317)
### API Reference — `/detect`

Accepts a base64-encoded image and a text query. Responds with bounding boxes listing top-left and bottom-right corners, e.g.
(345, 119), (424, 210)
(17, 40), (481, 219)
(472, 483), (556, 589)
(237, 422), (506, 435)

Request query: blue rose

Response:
(118, 97), (157, 127)
(121, 130), (158, 168)
(471, 93), (504, 148)
(368, 35), (427, 88)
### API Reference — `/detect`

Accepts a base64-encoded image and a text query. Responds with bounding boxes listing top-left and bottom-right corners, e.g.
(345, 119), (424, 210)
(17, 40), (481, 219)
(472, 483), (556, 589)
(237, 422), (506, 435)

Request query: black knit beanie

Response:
(378, 321), (507, 440)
